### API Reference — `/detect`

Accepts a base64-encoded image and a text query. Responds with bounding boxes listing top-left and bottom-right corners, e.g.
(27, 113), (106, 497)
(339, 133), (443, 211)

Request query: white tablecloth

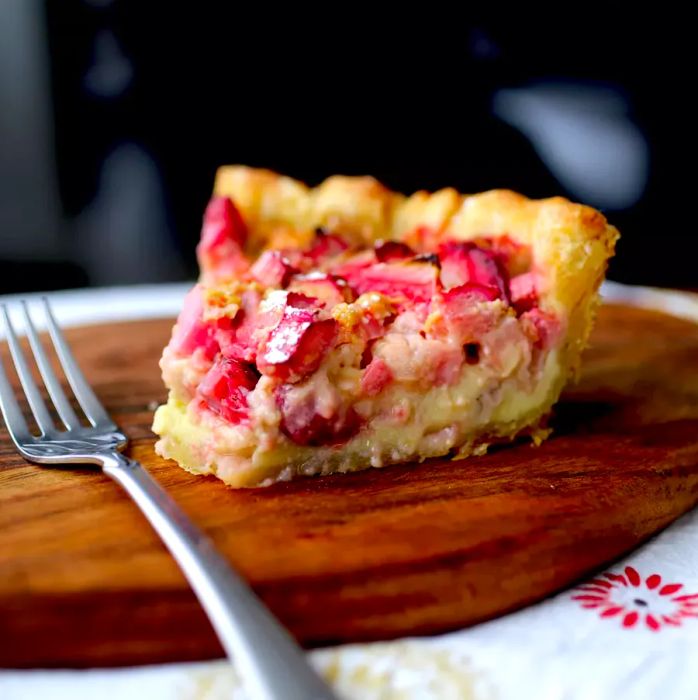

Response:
(2, 281), (698, 700)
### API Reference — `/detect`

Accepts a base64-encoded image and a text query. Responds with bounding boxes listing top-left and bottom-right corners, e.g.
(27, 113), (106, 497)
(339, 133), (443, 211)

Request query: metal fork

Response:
(0, 299), (336, 700)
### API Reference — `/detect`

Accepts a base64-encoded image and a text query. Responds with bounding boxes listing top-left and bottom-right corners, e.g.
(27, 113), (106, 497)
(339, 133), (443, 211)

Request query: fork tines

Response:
(0, 299), (115, 446)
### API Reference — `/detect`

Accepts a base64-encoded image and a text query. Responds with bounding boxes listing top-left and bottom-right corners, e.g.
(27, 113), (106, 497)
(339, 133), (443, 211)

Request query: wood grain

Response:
(1, 304), (698, 668)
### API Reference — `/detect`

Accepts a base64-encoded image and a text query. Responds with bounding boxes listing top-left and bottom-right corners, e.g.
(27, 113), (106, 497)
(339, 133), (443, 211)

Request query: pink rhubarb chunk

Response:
(276, 386), (361, 446)
(200, 196), (247, 248)
(521, 308), (561, 349)
(429, 283), (501, 342)
(250, 250), (299, 288)
(196, 196), (249, 280)
(374, 240), (415, 262)
(257, 302), (338, 382)
(287, 273), (355, 308)
(442, 283), (501, 307)
(306, 229), (350, 263)
(509, 272), (538, 314)
(215, 288), (267, 363)
(360, 357), (393, 396)
(197, 357), (259, 424)
(478, 234), (532, 276)
(438, 241), (509, 300)
(170, 285), (219, 359)
(339, 260), (440, 306)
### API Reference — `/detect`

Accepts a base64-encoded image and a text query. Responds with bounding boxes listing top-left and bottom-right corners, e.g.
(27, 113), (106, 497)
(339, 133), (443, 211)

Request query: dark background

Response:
(1, 3), (694, 293)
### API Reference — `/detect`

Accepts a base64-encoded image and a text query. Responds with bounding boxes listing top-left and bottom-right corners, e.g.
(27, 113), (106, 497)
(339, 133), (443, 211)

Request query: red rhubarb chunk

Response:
(374, 240), (415, 262)
(331, 250), (376, 280)
(509, 272), (538, 314)
(360, 357), (393, 396)
(170, 285), (219, 359)
(438, 241), (509, 300)
(196, 196), (249, 280)
(221, 290), (324, 365)
(276, 386), (361, 446)
(306, 229), (350, 263)
(443, 282), (501, 306)
(431, 283), (501, 342)
(285, 291), (324, 310)
(287, 273), (355, 308)
(257, 306), (338, 382)
(200, 196), (247, 249)
(216, 288), (265, 363)
(250, 250), (299, 288)
(477, 234), (532, 276)
(197, 357), (259, 424)
(339, 260), (440, 305)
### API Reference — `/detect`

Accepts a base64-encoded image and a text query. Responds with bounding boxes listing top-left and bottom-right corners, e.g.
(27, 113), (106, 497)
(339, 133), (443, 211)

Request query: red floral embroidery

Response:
(572, 566), (698, 631)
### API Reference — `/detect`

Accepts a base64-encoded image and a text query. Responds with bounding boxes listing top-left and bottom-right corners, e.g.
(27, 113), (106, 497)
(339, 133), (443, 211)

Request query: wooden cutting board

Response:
(1, 303), (698, 668)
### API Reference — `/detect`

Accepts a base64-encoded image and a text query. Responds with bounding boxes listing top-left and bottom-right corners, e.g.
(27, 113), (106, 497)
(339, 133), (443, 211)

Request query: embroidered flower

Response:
(572, 566), (698, 630)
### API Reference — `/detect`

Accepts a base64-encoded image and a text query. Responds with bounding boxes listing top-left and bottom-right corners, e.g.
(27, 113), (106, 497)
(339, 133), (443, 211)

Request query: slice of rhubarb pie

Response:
(153, 167), (619, 487)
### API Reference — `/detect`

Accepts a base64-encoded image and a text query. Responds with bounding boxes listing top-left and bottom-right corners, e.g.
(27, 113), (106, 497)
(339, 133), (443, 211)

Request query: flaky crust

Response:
(214, 166), (618, 378)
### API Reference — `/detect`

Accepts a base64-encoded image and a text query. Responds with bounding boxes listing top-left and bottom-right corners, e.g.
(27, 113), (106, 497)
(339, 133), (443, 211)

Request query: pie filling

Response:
(154, 194), (567, 486)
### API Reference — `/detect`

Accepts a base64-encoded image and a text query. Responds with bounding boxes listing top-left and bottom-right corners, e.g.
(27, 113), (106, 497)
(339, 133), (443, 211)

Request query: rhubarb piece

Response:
(444, 283), (501, 305)
(287, 273), (355, 308)
(306, 228), (350, 263)
(476, 234), (532, 277)
(438, 241), (509, 300)
(153, 166), (619, 487)
(360, 357), (393, 396)
(200, 196), (247, 249)
(426, 284), (503, 344)
(197, 196), (249, 281)
(276, 385), (361, 446)
(509, 272), (538, 314)
(170, 285), (219, 360)
(257, 304), (338, 382)
(423, 282), (499, 344)
(521, 308), (561, 349)
(339, 260), (440, 307)
(250, 250), (298, 288)
(374, 240), (415, 262)
(285, 291), (324, 310)
(197, 357), (259, 424)
(215, 287), (266, 363)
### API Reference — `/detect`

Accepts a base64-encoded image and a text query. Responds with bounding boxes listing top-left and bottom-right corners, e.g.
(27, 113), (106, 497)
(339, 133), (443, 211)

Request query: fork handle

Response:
(101, 452), (336, 700)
